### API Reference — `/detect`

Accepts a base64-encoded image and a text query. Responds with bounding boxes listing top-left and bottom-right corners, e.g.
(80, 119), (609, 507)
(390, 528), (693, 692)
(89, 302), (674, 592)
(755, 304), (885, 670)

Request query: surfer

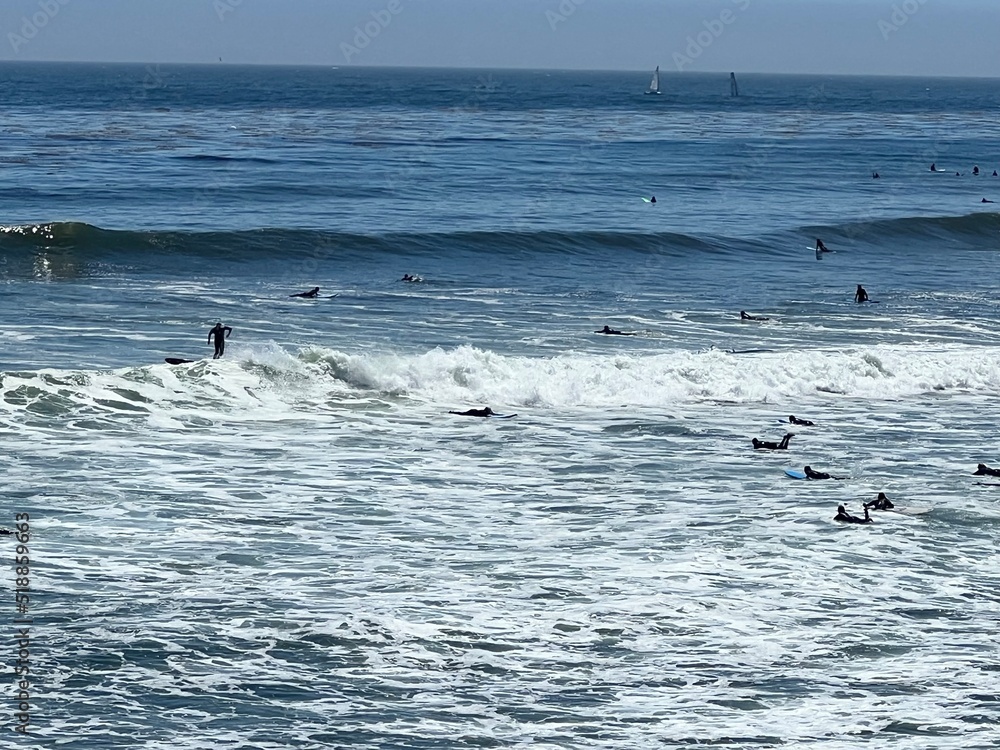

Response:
(804, 466), (841, 480)
(401, 274), (422, 282)
(864, 492), (894, 510)
(0, 529), (11, 535)
(752, 433), (794, 450)
(973, 166), (980, 176)
(596, 325), (636, 336)
(872, 172), (880, 179)
(835, 505), (872, 524)
(290, 287), (320, 298)
(973, 463), (1000, 477)
(815, 238), (830, 253)
(740, 311), (769, 321)
(982, 198), (995, 203)
(449, 407), (495, 418)
(789, 415), (814, 426)
(854, 284), (869, 303)
(930, 163), (937, 172)
(994, 171), (998, 177)
(207, 322), (232, 360)
(650, 196), (656, 203)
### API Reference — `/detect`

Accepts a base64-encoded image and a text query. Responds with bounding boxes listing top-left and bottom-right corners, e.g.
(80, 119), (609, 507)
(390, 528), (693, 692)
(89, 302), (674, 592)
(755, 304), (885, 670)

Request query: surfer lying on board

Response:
(789, 415), (814, 426)
(835, 505), (872, 524)
(864, 492), (894, 510)
(596, 325), (636, 336)
(854, 285), (869, 303)
(290, 287), (320, 298)
(208, 322), (232, 359)
(804, 466), (843, 480)
(740, 311), (768, 321)
(752, 433), (794, 450)
(973, 463), (1000, 477)
(449, 407), (495, 417)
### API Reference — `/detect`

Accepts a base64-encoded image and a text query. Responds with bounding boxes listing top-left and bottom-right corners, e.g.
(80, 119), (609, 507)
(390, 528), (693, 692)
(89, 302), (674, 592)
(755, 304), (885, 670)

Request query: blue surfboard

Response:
(784, 469), (808, 480)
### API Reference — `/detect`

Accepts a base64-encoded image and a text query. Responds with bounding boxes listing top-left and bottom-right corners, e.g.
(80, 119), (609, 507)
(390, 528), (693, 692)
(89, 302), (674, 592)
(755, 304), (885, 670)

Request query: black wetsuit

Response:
(974, 464), (1000, 477)
(835, 507), (872, 524)
(804, 467), (833, 480)
(740, 312), (768, 321)
(789, 416), (814, 426)
(291, 287), (320, 298)
(855, 286), (869, 303)
(449, 408), (494, 418)
(208, 324), (232, 360)
(596, 326), (636, 336)
(753, 434), (793, 450)
(864, 495), (894, 510)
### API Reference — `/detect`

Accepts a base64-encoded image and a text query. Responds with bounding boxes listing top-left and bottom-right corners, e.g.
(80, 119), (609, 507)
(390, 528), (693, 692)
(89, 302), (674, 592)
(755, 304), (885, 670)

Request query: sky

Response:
(2, 0), (999, 77)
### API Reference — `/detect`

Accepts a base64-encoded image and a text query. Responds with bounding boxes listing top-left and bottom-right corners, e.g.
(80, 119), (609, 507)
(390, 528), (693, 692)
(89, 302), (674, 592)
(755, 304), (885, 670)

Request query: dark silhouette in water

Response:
(449, 407), (495, 417)
(864, 492), (895, 510)
(207, 323), (232, 359)
(752, 433), (794, 450)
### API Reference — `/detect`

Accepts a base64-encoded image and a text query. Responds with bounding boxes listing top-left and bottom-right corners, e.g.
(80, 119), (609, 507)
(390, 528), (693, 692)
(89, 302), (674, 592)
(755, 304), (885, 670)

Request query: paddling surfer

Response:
(449, 407), (495, 417)
(596, 325), (636, 336)
(290, 287), (320, 298)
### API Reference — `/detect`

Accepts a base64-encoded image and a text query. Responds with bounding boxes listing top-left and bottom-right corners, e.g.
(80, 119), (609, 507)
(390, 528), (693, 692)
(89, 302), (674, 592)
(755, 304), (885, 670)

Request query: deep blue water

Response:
(2, 64), (1000, 748)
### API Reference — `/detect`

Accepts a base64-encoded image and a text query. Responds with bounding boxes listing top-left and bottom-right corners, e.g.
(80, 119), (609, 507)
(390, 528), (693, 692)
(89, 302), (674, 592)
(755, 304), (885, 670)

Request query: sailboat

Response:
(645, 66), (661, 95)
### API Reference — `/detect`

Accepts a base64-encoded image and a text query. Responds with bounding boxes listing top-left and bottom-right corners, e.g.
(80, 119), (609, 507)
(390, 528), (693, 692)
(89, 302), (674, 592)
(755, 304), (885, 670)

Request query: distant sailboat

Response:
(730, 72), (739, 97)
(646, 66), (661, 95)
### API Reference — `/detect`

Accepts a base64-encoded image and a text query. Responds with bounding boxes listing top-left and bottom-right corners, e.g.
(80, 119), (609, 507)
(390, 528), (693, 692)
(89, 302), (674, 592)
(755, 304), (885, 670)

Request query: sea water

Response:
(1, 64), (999, 748)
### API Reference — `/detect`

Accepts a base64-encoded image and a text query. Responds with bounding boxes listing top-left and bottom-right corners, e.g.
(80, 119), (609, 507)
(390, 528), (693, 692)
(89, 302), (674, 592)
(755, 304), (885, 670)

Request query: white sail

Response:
(647, 66), (660, 94)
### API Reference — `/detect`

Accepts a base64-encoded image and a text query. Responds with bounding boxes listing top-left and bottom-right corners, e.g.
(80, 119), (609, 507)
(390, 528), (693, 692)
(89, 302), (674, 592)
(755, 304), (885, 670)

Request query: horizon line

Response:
(1, 59), (999, 81)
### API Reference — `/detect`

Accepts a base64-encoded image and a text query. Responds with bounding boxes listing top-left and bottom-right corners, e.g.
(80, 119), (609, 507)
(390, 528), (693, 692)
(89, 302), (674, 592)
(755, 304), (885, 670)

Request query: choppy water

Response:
(2, 63), (1000, 748)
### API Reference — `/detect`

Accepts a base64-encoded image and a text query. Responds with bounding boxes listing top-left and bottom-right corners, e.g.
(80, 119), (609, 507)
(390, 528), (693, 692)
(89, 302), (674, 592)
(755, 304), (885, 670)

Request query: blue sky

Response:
(2, 0), (999, 77)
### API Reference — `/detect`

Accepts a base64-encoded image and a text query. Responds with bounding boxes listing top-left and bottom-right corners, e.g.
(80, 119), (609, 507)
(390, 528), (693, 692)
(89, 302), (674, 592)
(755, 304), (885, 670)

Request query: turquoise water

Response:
(2, 64), (1000, 748)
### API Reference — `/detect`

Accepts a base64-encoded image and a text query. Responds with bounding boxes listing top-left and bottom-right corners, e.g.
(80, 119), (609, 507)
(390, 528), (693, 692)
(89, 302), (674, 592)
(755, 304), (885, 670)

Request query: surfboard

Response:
(784, 469), (808, 480)
(165, 358), (194, 365)
(489, 413), (518, 419)
(642, 198), (653, 203)
(884, 507), (931, 516)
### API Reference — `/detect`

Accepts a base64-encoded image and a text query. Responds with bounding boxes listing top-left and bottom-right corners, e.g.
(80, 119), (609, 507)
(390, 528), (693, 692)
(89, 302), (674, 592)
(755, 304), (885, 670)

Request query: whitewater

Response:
(2, 64), (1000, 748)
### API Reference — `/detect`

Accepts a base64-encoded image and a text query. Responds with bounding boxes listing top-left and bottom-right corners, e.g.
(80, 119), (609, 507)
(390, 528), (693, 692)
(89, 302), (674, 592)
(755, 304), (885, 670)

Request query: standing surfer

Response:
(208, 322), (233, 359)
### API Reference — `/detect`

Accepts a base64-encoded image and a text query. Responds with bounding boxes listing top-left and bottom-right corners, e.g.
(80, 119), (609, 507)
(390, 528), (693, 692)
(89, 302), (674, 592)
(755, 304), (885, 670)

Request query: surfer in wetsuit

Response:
(752, 433), (794, 450)
(290, 287), (320, 298)
(974, 166), (980, 176)
(596, 325), (636, 336)
(789, 415), (814, 426)
(864, 492), (894, 510)
(835, 505), (872, 524)
(815, 238), (830, 253)
(207, 322), (232, 360)
(854, 284), (869, 303)
(650, 196), (657, 203)
(740, 311), (768, 321)
(973, 463), (1000, 477)
(804, 466), (842, 480)
(930, 163), (937, 172)
(449, 407), (495, 417)
(982, 198), (995, 203)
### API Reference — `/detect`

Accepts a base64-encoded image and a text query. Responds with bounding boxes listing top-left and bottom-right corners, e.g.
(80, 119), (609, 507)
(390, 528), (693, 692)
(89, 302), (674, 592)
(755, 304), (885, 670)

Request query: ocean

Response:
(2, 63), (1000, 748)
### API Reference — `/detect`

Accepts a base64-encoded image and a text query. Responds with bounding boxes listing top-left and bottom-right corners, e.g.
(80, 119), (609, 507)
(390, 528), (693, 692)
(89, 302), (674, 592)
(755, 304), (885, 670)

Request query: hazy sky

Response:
(2, 0), (999, 77)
